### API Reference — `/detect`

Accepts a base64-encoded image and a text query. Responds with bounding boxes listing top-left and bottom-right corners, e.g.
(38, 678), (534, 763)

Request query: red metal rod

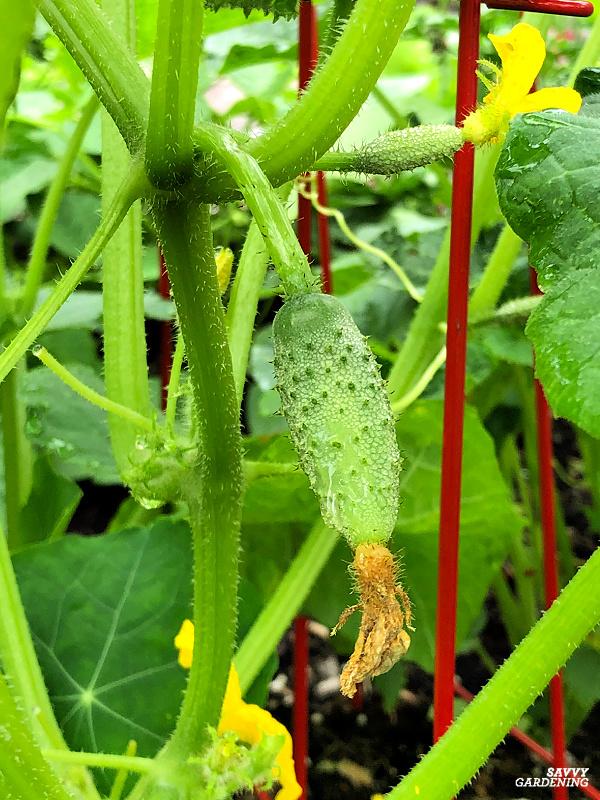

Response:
(158, 250), (172, 411)
(293, 615), (310, 798)
(485, 0), (593, 16)
(455, 682), (600, 800)
(433, 0), (481, 743)
(316, 171), (333, 294)
(530, 268), (569, 800)
(297, 0), (317, 255)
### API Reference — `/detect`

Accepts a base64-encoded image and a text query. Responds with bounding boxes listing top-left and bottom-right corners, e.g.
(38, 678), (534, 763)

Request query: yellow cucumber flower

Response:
(174, 620), (301, 800)
(462, 22), (582, 145)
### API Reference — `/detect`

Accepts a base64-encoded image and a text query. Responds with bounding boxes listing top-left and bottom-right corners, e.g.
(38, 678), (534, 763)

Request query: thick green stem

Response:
(20, 94), (99, 318)
(35, 0), (149, 151)
(152, 200), (243, 758)
(165, 332), (185, 432)
(0, 673), (73, 800)
(246, 0), (415, 187)
(235, 521), (337, 694)
(0, 164), (144, 385)
(225, 223), (270, 404)
(1, 369), (32, 548)
(41, 0), (413, 201)
(145, 0), (204, 187)
(387, 145), (500, 401)
(195, 127), (314, 297)
(101, 0), (151, 476)
(388, 546), (600, 799)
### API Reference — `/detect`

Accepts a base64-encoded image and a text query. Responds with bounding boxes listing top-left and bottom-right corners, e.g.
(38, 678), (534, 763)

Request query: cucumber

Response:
(273, 292), (401, 547)
(355, 124), (463, 175)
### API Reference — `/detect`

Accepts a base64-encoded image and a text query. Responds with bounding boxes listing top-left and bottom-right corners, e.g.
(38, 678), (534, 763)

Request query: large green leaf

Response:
(304, 400), (520, 672)
(13, 520), (191, 774)
(495, 109), (600, 437)
(14, 517), (277, 786)
(17, 456), (82, 544)
(21, 364), (120, 484)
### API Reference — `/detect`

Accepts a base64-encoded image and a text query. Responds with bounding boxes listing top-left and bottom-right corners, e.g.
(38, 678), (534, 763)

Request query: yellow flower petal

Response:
(173, 625), (301, 800)
(219, 670), (302, 800)
(513, 86), (582, 115)
(488, 23), (545, 110)
(174, 619), (195, 669)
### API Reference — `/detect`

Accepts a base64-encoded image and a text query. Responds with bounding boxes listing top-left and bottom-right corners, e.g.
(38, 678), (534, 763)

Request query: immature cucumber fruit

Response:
(355, 124), (463, 175)
(273, 292), (401, 547)
(273, 292), (411, 698)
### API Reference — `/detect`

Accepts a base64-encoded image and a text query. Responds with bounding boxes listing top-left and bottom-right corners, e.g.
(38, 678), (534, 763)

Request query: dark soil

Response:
(263, 621), (599, 800)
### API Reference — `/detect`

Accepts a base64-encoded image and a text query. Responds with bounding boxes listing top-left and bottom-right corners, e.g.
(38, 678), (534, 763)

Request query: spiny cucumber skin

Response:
(356, 124), (463, 175)
(273, 293), (401, 547)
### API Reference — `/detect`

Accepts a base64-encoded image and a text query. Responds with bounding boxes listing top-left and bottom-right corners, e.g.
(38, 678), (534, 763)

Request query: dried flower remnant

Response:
(332, 543), (413, 698)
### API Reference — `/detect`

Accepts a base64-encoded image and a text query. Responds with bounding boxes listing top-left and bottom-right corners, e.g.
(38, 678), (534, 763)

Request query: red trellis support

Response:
(435, 1), (591, 798)
(530, 267), (569, 799)
(433, 0), (481, 743)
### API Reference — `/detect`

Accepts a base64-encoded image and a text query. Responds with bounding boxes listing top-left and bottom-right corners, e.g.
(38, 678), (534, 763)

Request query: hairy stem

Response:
(0, 163), (145, 385)
(0, 673), (73, 800)
(35, 0), (149, 151)
(145, 0), (204, 187)
(165, 332), (185, 432)
(235, 521), (337, 694)
(33, 346), (153, 431)
(20, 94), (99, 317)
(1, 369), (32, 549)
(152, 200), (243, 758)
(43, 749), (155, 775)
(225, 221), (269, 404)
(101, 0), (151, 476)
(388, 546), (600, 799)
(246, 0), (415, 187)
(195, 126), (314, 297)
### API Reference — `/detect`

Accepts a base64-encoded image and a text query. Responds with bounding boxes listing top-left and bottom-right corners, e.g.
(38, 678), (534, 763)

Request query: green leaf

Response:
(242, 435), (317, 525)
(21, 364), (120, 484)
(34, 289), (103, 331)
(205, 0), (298, 21)
(496, 111), (600, 437)
(48, 190), (101, 259)
(0, 153), (57, 222)
(574, 67), (600, 98)
(17, 456), (82, 544)
(304, 400), (520, 672)
(13, 519), (191, 791)
(37, 328), (101, 370)
(563, 640), (600, 738)
(14, 517), (277, 792)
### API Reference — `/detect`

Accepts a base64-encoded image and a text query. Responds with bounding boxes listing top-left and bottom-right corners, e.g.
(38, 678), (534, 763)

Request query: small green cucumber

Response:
(273, 293), (401, 547)
(355, 124), (463, 175)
